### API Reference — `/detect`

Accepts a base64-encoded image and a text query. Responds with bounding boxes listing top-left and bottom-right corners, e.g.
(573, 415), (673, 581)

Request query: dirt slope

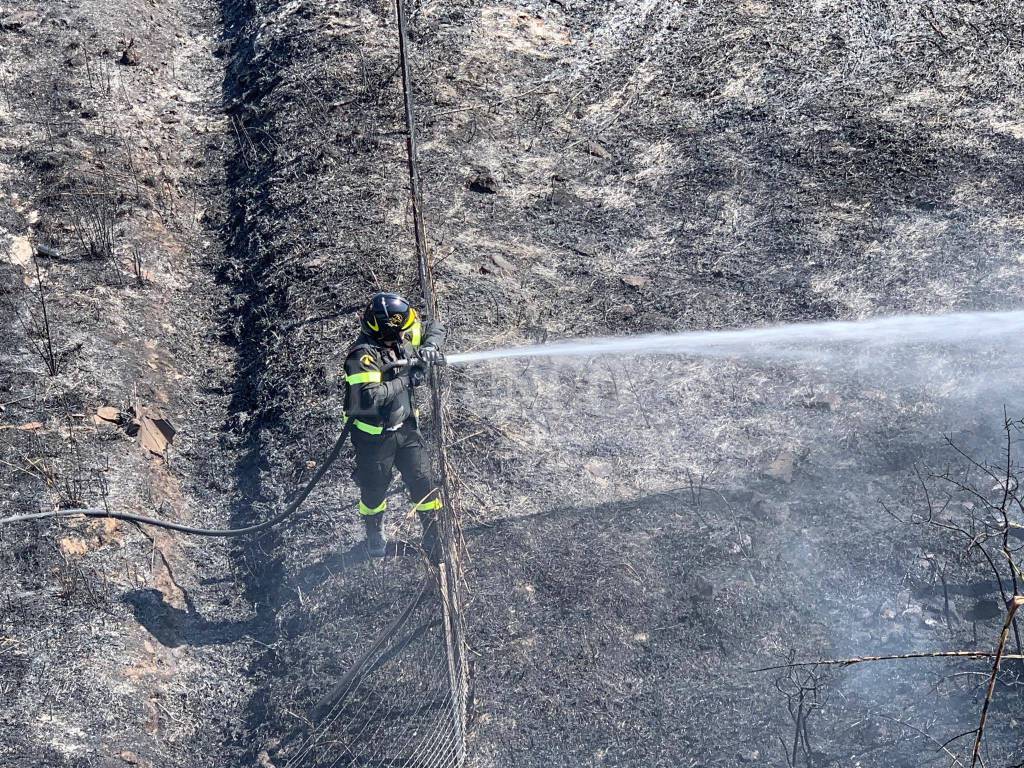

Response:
(0, 1), (256, 765)
(2, 1), (1024, 767)
(407, 2), (1024, 766)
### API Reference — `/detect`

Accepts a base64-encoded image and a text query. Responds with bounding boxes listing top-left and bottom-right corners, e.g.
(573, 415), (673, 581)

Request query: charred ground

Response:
(3, 1), (1024, 767)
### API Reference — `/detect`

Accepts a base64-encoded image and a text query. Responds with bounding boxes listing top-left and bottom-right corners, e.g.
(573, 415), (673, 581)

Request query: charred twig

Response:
(870, 711), (966, 768)
(902, 421), (1023, 655)
(25, 252), (60, 376)
(130, 245), (146, 285)
(773, 655), (830, 766)
(925, 554), (956, 634)
(753, 650), (1024, 672)
(17, 252), (59, 376)
(69, 197), (117, 267)
(970, 596), (1024, 767)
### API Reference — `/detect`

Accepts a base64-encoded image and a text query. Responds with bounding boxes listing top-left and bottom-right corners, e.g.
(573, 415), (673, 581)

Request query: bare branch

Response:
(753, 650), (1024, 673)
(971, 596), (1024, 767)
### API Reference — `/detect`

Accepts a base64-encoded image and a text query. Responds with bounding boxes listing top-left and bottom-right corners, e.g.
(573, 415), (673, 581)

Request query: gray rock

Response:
(0, 10), (38, 31)
(468, 169), (498, 194)
(481, 253), (515, 274)
(621, 274), (648, 289)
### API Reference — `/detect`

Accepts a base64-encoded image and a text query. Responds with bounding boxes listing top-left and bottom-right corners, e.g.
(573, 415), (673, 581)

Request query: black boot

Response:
(419, 512), (441, 564)
(363, 514), (386, 558)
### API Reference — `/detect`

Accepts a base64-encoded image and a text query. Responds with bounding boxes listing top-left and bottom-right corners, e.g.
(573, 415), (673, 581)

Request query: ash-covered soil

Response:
(3, 1), (1024, 767)
(413, 2), (1024, 765)
(0, 0), (257, 765)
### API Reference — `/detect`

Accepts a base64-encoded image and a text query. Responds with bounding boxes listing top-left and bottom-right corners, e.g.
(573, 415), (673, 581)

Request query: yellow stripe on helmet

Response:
(402, 307), (417, 330)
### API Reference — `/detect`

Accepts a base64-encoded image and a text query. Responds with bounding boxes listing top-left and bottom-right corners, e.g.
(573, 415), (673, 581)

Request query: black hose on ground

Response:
(0, 423), (353, 537)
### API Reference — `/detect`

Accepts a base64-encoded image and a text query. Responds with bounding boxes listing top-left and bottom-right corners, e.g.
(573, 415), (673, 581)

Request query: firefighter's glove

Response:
(418, 345), (444, 366)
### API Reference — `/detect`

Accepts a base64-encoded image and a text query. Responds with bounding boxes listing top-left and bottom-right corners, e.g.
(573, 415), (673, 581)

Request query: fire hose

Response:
(0, 356), (439, 536)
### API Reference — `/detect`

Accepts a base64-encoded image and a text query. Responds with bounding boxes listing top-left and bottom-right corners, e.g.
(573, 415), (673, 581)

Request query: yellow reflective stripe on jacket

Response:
(409, 320), (422, 347)
(359, 499), (387, 516)
(415, 498), (442, 512)
(346, 371), (382, 385)
(345, 415), (384, 435)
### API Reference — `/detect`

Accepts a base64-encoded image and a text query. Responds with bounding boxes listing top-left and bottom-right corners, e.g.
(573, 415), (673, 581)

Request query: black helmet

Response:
(361, 292), (417, 343)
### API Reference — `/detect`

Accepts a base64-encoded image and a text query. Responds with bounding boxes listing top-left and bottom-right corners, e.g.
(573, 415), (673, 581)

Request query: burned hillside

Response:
(2, 1), (1024, 767)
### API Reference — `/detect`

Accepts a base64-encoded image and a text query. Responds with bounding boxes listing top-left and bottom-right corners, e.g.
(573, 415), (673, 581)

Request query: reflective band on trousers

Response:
(415, 498), (442, 512)
(359, 499), (387, 516)
(346, 371), (382, 385)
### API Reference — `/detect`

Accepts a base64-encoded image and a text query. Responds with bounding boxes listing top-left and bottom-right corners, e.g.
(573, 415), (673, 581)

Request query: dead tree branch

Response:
(970, 595), (1024, 768)
(753, 650), (1024, 673)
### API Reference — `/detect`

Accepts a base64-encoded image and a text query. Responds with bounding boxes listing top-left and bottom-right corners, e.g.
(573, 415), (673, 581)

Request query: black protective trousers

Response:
(351, 420), (440, 515)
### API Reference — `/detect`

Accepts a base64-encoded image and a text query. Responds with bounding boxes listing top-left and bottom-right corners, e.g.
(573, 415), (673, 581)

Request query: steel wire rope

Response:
(392, 714), (454, 768)
(404, 699), (459, 768)
(305, 630), (449, 768)
(383, 599), (462, 768)
(292, 606), (423, 765)
(394, 0), (470, 763)
(300, 567), (453, 768)
(364, 642), (456, 767)
(397, 0), (469, 755)
(386, 699), (454, 767)
(330, 670), (456, 768)
(320, 659), (453, 768)
(356, 617), (444, 682)
(289, 641), (413, 768)
(311, 563), (434, 717)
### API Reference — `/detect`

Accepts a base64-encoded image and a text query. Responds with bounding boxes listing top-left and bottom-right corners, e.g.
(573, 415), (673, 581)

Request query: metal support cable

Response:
(395, 0), (454, 533)
(396, 0), (433, 315)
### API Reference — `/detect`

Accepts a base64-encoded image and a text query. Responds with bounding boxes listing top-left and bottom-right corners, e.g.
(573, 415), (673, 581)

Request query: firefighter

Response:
(342, 292), (446, 558)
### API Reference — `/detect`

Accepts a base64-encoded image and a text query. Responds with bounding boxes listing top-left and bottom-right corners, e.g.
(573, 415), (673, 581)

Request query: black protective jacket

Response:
(342, 318), (445, 434)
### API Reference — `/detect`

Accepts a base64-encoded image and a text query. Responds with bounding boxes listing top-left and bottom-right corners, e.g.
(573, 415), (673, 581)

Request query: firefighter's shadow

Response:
(123, 542), (419, 648)
(123, 588), (256, 648)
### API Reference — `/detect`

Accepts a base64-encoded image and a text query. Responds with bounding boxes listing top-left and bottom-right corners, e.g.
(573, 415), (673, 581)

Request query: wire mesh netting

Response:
(279, 558), (469, 768)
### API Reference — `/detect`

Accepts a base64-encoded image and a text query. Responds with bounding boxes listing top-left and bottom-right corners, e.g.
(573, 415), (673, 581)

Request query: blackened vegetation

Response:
(1, 0), (246, 765)
(409, 2), (1024, 767)
(892, 419), (1024, 765)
